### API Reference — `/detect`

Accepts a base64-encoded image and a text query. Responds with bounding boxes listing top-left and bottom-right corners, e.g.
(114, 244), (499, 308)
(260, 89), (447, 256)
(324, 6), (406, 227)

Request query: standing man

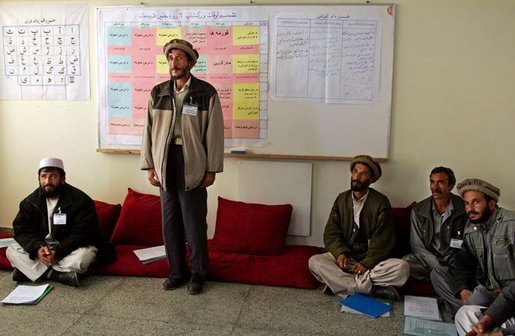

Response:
(309, 155), (409, 300)
(403, 167), (467, 280)
(431, 179), (515, 315)
(141, 39), (224, 295)
(7, 158), (101, 287)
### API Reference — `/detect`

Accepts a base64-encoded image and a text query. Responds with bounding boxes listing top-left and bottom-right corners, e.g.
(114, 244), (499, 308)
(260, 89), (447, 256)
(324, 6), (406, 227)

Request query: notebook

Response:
(338, 293), (393, 318)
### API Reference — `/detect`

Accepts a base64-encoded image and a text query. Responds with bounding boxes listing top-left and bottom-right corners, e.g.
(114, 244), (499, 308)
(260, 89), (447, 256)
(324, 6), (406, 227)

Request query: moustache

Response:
(467, 211), (480, 217)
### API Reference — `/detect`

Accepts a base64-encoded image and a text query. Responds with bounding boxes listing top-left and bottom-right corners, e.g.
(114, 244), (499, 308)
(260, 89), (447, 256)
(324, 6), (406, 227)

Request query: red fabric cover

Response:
(94, 245), (169, 277)
(401, 277), (436, 297)
(0, 232), (14, 270)
(392, 202), (416, 258)
(94, 200), (122, 240)
(208, 242), (322, 289)
(110, 188), (163, 246)
(94, 242), (321, 289)
(211, 197), (293, 256)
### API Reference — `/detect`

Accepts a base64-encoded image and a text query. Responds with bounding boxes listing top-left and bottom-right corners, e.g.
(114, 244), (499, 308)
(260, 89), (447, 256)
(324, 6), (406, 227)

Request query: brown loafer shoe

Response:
(187, 274), (204, 295)
(162, 277), (185, 290)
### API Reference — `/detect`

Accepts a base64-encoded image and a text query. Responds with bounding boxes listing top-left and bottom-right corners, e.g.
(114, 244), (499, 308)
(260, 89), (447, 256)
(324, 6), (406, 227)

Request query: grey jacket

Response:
(449, 208), (515, 295)
(140, 75), (224, 190)
(484, 281), (515, 335)
(409, 193), (467, 267)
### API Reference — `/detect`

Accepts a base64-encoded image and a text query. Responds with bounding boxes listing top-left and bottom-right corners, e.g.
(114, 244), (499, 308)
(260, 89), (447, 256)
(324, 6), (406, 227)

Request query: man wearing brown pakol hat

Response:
(430, 178), (515, 326)
(309, 155), (409, 301)
(141, 39), (224, 295)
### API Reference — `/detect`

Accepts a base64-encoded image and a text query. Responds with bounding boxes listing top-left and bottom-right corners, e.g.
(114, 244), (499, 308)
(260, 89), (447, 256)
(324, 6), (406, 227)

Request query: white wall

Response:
(1, 0), (514, 248)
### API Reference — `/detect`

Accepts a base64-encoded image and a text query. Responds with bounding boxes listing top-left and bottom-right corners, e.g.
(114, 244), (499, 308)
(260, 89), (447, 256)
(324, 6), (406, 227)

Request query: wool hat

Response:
(350, 155), (382, 182)
(457, 178), (500, 202)
(39, 157), (64, 171)
(163, 39), (199, 66)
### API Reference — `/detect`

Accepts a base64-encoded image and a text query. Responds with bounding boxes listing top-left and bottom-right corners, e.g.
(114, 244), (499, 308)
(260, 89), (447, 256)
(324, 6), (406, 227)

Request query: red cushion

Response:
(208, 242), (322, 289)
(211, 197), (293, 255)
(392, 202), (416, 258)
(94, 245), (169, 277)
(94, 200), (122, 240)
(110, 188), (163, 246)
(0, 232), (14, 270)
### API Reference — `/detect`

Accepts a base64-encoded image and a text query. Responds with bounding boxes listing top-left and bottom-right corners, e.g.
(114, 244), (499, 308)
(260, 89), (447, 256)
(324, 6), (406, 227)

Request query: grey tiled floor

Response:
(0, 271), (406, 335)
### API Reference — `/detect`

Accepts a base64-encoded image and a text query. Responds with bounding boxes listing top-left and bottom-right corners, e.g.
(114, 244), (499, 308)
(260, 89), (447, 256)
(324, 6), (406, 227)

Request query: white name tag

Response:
(53, 213), (67, 225)
(182, 104), (198, 116)
(450, 238), (463, 249)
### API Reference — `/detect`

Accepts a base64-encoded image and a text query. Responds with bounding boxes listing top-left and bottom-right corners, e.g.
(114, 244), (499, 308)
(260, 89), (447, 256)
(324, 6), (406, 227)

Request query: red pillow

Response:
(211, 197), (292, 255)
(110, 188), (163, 246)
(94, 200), (122, 240)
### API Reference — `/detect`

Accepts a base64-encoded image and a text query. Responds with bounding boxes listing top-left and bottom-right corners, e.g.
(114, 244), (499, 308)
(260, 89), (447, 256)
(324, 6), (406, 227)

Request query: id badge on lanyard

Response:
(53, 207), (67, 225)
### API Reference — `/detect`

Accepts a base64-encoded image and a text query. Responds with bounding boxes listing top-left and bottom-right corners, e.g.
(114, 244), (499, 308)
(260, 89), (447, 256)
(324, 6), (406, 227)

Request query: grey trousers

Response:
(308, 252), (410, 296)
(403, 252), (448, 281)
(161, 144), (209, 280)
(430, 267), (497, 315)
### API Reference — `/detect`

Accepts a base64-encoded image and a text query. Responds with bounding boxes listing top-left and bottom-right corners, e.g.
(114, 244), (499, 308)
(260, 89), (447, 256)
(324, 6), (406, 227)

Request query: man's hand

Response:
(460, 289), (473, 304)
(464, 315), (495, 336)
(37, 246), (56, 266)
(201, 172), (216, 187)
(350, 263), (368, 275)
(336, 254), (347, 269)
(147, 169), (161, 187)
(336, 254), (368, 275)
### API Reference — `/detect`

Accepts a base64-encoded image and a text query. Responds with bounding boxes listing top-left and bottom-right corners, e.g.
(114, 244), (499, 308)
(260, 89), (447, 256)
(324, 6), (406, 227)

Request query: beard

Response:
(351, 179), (370, 192)
(468, 208), (493, 224)
(170, 66), (189, 80)
(39, 184), (64, 198)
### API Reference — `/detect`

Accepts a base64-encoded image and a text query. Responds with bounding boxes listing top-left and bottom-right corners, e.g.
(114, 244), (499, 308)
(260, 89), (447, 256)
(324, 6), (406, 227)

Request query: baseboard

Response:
(0, 227), (14, 235)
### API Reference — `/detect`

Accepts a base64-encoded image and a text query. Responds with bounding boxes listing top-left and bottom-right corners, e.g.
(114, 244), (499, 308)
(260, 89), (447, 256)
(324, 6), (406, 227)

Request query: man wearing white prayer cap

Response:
(6, 157), (102, 286)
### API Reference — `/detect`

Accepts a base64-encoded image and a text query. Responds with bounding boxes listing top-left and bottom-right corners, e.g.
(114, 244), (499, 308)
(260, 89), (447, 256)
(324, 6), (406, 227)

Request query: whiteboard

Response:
(97, 4), (395, 159)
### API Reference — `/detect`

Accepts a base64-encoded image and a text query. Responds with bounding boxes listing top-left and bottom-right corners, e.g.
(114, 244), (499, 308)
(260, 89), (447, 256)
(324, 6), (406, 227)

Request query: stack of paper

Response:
(2, 284), (53, 305)
(404, 295), (441, 321)
(338, 293), (393, 318)
(133, 245), (166, 264)
(402, 295), (456, 336)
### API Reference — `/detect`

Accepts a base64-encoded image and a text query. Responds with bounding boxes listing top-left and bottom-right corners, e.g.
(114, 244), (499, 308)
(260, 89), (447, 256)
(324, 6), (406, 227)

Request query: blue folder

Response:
(338, 293), (393, 318)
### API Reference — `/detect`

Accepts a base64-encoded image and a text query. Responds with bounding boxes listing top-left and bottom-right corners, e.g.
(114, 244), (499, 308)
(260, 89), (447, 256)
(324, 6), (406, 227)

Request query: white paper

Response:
(2, 284), (50, 304)
(404, 295), (441, 321)
(0, 3), (90, 100)
(403, 316), (456, 336)
(133, 245), (166, 264)
(0, 238), (15, 248)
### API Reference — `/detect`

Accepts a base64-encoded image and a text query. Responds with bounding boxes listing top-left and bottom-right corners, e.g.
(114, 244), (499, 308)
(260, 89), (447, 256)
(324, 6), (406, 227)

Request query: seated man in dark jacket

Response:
(6, 157), (101, 287)
(455, 281), (515, 336)
(308, 155), (409, 301)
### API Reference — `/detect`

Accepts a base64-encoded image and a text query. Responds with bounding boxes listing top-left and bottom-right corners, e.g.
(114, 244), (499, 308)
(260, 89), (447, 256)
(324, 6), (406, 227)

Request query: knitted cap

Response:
(163, 39), (198, 66)
(457, 178), (500, 202)
(350, 155), (382, 182)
